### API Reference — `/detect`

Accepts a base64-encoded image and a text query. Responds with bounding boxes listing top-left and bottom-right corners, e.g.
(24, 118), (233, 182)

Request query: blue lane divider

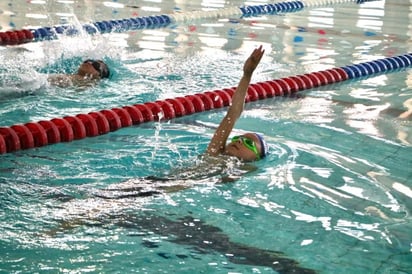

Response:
(31, 15), (172, 40)
(239, 1), (304, 15)
(340, 54), (412, 79)
(25, 0), (379, 42)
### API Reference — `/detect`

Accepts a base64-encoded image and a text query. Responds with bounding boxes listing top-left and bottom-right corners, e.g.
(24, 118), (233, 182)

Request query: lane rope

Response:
(1, 52), (410, 154)
(0, 0), (379, 46)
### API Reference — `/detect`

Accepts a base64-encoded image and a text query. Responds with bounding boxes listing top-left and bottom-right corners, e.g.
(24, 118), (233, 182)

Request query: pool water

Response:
(1, 0), (412, 273)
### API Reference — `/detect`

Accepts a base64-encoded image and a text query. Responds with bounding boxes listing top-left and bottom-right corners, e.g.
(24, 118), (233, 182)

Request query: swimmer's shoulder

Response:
(47, 74), (98, 88)
(47, 74), (74, 87)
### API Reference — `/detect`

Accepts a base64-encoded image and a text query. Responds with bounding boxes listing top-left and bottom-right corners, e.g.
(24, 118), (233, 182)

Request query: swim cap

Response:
(100, 62), (110, 78)
(97, 61), (110, 79)
(255, 133), (268, 158)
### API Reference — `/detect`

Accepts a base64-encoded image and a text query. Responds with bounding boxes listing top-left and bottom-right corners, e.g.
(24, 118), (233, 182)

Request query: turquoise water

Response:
(1, 0), (412, 273)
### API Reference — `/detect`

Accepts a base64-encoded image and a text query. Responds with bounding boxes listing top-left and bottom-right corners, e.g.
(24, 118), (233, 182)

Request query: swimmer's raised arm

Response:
(206, 46), (265, 157)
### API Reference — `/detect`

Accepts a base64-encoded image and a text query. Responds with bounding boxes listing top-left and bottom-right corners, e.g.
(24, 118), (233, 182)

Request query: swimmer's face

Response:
(78, 60), (109, 79)
(224, 133), (262, 162)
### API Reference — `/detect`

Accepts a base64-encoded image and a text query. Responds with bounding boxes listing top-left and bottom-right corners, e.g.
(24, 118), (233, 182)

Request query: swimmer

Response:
(94, 46), (268, 199)
(47, 59), (110, 87)
(206, 45), (268, 161)
(399, 98), (412, 119)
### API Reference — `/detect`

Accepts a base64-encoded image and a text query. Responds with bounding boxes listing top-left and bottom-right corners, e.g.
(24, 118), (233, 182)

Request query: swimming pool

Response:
(1, 0), (411, 273)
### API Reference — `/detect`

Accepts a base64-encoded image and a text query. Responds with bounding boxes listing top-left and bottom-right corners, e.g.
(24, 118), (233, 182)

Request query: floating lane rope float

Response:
(0, 52), (411, 154)
(0, 0), (379, 46)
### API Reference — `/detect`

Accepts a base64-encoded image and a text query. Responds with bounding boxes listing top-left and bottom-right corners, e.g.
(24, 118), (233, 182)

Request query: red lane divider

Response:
(38, 120), (60, 144)
(25, 122), (48, 147)
(0, 30), (34, 46)
(0, 68), (349, 154)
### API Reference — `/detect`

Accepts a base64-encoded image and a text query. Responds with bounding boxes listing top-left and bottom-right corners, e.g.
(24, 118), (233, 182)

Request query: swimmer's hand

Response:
(399, 98), (412, 119)
(243, 45), (265, 76)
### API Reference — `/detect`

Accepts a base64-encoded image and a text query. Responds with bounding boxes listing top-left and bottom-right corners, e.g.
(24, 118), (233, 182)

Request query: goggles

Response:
(231, 135), (260, 160)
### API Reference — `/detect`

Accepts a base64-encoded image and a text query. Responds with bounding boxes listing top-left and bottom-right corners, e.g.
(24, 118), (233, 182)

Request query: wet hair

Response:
(256, 133), (269, 158)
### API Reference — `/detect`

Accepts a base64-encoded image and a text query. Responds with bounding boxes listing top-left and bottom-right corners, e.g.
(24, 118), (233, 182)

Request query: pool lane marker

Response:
(0, 53), (411, 154)
(0, 0), (379, 46)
